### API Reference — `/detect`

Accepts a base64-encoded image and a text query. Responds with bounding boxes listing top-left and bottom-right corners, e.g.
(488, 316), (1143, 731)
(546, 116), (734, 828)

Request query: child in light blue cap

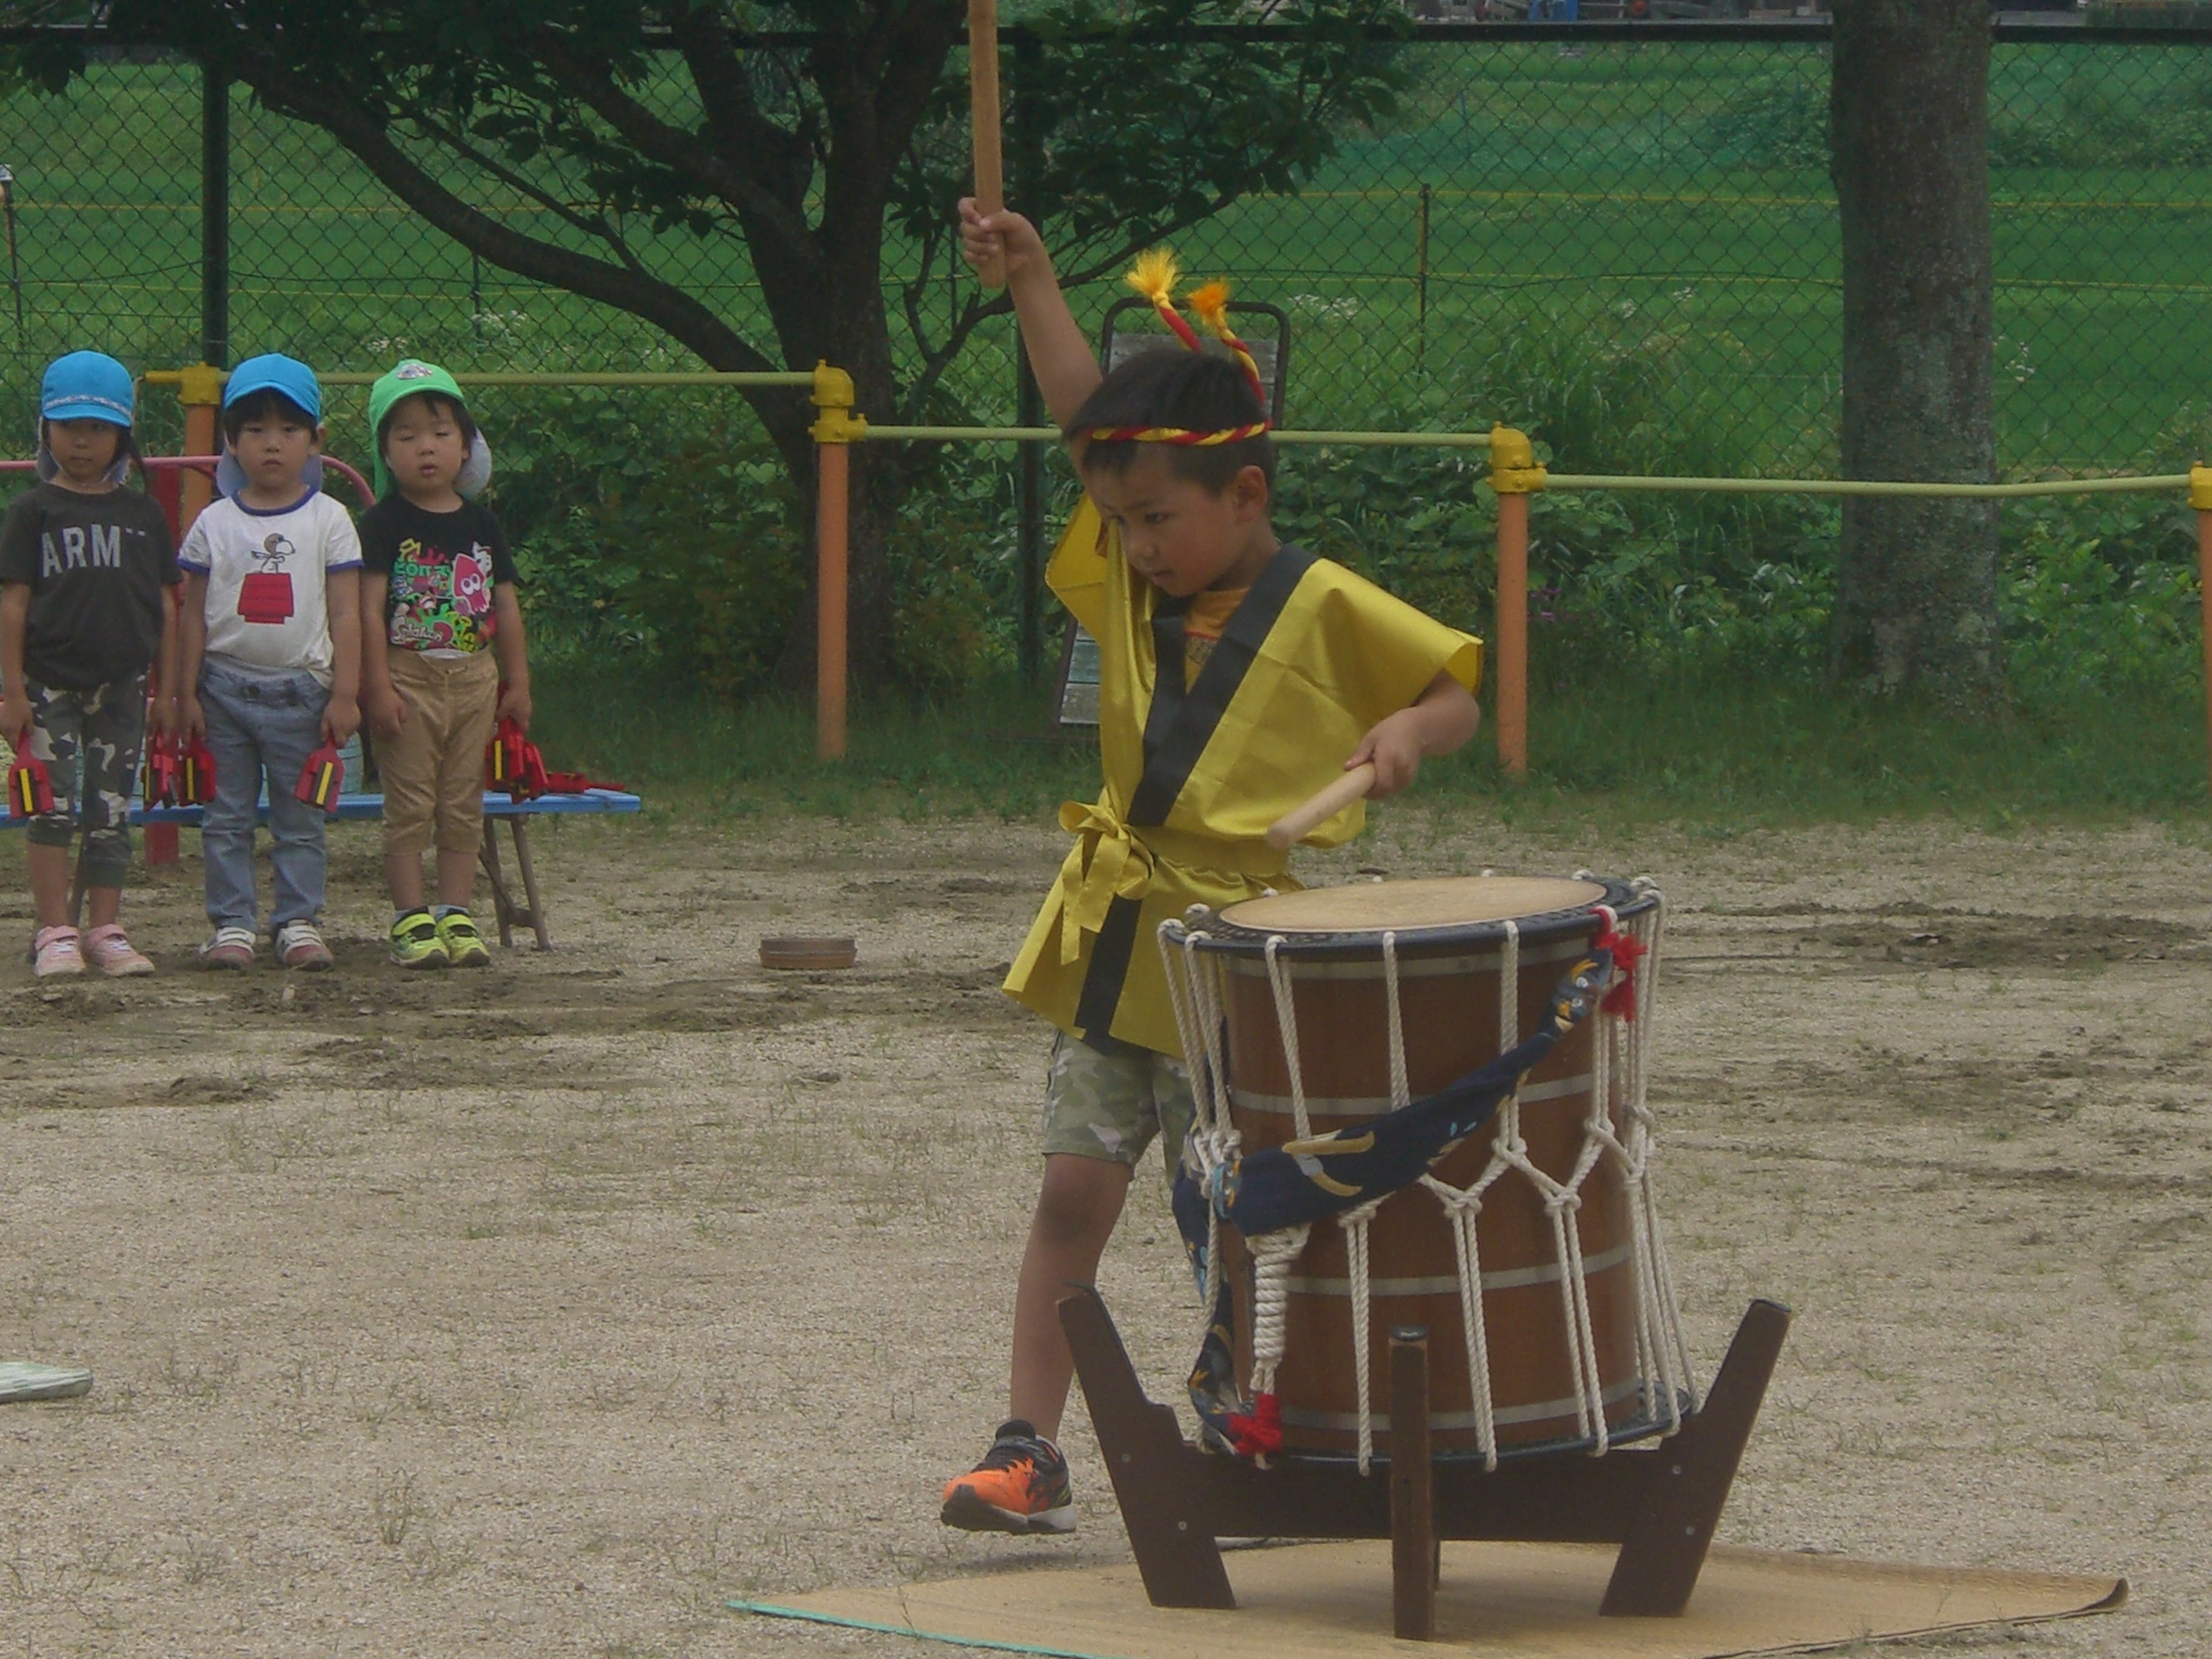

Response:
(0, 352), (184, 977)
(175, 354), (363, 971)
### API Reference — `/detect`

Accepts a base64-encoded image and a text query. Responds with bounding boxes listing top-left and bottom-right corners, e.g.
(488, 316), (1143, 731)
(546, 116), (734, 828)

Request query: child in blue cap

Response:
(0, 352), (184, 978)
(174, 354), (363, 971)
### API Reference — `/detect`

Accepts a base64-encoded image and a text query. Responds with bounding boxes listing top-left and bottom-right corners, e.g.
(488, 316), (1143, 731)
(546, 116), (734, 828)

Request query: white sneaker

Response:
(274, 920), (333, 971)
(197, 926), (256, 970)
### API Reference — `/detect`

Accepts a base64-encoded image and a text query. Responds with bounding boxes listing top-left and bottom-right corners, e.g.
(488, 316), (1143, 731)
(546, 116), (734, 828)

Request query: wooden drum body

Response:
(1184, 875), (1677, 1461)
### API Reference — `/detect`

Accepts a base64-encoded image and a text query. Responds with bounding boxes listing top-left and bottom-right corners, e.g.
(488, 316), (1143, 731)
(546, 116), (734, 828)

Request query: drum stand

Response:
(1059, 1287), (1791, 1640)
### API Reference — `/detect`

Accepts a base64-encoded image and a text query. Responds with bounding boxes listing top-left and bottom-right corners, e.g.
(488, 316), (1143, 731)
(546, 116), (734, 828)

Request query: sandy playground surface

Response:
(1, 806), (2208, 1657)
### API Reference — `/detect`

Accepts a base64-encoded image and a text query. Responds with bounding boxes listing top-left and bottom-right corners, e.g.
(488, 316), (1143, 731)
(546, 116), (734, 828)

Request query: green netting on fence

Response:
(5, 33), (2212, 474)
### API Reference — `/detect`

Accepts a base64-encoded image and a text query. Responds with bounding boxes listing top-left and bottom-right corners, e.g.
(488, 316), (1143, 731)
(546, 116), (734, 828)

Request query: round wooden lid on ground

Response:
(759, 936), (859, 971)
(1220, 875), (1607, 935)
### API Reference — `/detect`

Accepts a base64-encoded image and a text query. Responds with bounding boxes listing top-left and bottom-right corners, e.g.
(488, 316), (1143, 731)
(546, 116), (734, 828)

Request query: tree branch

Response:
(225, 54), (815, 469)
(527, 27), (814, 252)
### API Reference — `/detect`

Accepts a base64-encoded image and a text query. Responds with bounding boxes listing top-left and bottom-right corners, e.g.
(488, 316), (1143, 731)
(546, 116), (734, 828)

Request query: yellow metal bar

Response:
(142, 369), (814, 388)
(859, 424), (1498, 447)
(1543, 472), (2191, 499)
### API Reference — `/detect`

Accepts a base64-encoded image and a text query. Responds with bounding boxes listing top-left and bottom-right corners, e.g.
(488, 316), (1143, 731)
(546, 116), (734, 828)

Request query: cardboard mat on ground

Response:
(0, 1362), (93, 1404)
(736, 1539), (2124, 1659)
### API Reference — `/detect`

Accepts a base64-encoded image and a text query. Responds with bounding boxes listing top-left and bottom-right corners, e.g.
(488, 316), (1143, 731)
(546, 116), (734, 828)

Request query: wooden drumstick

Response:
(1266, 762), (1378, 852)
(968, 0), (1007, 288)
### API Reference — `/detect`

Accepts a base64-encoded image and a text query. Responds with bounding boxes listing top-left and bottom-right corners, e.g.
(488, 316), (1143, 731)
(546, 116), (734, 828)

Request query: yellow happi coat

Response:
(1004, 500), (1484, 1057)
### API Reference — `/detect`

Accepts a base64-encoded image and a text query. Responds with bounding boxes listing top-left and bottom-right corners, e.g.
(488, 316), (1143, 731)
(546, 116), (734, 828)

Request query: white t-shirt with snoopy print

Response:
(178, 489), (363, 688)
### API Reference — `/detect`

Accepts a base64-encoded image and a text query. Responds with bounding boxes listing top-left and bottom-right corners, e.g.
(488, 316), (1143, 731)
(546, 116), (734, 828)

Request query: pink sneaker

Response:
(82, 924), (155, 977)
(32, 926), (83, 979)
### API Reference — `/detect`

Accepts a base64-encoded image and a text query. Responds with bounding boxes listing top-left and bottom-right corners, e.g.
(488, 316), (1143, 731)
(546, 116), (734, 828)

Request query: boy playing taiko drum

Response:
(941, 203), (1484, 1535)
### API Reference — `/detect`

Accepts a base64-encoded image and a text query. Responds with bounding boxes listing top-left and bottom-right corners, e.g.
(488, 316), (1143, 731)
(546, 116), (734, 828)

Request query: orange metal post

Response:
(811, 364), (863, 762)
(1495, 494), (1529, 779)
(1488, 426), (1545, 779)
(2194, 467), (2212, 805)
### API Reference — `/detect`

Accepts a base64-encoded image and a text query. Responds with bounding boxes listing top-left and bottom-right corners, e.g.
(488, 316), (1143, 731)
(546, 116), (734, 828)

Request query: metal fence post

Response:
(2194, 464), (2212, 806)
(1488, 425), (1546, 780)
(201, 65), (228, 370)
(811, 362), (864, 761)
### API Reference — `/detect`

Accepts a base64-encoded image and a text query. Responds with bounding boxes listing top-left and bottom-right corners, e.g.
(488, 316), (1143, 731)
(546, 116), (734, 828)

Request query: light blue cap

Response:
(41, 351), (135, 427)
(223, 354), (323, 421)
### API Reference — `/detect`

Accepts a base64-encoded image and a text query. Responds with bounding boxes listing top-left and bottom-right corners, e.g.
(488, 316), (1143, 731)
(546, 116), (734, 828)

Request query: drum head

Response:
(1221, 875), (1607, 935)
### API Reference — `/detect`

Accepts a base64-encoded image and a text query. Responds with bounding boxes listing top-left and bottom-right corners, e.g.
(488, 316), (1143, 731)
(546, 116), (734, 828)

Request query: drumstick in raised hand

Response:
(968, 0), (1006, 287)
(1266, 762), (1378, 852)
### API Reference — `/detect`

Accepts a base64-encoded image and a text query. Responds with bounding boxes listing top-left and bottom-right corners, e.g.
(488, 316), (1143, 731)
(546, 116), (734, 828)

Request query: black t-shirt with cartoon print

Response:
(0, 482), (182, 690)
(358, 496), (521, 655)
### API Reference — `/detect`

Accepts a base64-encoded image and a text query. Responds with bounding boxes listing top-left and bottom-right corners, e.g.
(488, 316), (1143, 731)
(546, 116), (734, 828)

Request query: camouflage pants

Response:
(1040, 1030), (1198, 1176)
(22, 675), (148, 889)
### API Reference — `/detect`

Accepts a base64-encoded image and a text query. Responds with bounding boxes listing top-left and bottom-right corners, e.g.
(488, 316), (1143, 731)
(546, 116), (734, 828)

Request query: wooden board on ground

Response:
(739, 1539), (2124, 1659)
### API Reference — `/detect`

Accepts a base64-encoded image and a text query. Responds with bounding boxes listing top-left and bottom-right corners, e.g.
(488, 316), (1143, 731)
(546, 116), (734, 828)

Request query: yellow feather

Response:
(1126, 248), (1181, 306)
(1187, 280), (1233, 332)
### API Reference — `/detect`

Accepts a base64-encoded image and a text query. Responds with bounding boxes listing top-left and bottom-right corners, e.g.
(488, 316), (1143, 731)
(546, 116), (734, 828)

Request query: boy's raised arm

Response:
(959, 200), (1102, 430)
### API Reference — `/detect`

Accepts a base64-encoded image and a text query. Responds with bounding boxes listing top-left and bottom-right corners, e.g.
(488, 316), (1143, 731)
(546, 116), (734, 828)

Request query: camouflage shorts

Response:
(22, 675), (148, 887)
(1041, 1031), (1197, 1175)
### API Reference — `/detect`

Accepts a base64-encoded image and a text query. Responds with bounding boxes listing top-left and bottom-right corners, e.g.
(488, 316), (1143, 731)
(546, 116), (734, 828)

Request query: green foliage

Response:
(1999, 494), (2203, 691)
(529, 653), (2209, 827)
(1699, 75), (1827, 169)
(488, 387), (805, 697)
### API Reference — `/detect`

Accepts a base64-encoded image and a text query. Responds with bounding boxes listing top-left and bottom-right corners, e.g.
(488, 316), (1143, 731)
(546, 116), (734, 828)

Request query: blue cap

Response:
(41, 351), (135, 427)
(223, 354), (322, 421)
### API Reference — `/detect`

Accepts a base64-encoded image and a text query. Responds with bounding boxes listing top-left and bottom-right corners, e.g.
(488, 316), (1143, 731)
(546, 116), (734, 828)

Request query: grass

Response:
(531, 657), (2212, 830)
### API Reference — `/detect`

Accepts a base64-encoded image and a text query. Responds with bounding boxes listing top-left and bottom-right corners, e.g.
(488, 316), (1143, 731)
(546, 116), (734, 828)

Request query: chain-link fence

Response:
(5, 29), (2212, 473)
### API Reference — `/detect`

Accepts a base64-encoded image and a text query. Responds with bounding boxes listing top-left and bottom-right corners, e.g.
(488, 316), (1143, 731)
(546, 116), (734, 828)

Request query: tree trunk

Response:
(1829, 0), (2004, 702)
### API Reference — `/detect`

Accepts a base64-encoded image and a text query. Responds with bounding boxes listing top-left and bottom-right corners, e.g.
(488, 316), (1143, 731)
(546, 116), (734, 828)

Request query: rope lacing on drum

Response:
(1263, 936), (1314, 1142)
(1156, 882), (1699, 1477)
(1162, 919), (1238, 1324)
(1334, 931), (1412, 1473)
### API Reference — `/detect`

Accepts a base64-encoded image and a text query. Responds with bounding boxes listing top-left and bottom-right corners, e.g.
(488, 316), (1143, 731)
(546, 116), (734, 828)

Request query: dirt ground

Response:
(1, 806), (2207, 1657)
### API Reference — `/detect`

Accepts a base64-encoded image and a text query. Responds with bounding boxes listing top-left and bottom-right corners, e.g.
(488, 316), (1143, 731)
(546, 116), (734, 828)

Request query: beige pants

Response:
(381, 650), (499, 857)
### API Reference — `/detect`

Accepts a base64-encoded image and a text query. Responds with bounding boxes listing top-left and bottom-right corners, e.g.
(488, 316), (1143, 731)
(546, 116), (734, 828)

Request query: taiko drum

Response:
(1198, 874), (1662, 1456)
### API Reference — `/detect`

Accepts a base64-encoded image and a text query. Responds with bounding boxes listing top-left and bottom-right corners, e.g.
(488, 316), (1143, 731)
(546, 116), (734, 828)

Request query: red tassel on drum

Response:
(1592, 925), (1649, 1021)
(1225, 1391), (1283, 1460)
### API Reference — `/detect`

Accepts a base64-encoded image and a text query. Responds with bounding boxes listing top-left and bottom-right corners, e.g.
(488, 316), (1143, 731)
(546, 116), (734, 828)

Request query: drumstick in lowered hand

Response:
(968, 0), (1006, 287)
(1266, 762), (1378, 852)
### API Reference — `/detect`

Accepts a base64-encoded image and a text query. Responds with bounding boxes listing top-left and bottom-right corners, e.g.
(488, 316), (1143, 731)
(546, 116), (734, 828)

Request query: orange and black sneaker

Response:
(939, 1419), (1075, 1535)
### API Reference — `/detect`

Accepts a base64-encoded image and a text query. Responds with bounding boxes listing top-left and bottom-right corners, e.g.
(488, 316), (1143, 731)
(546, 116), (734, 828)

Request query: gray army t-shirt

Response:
(0, 482), (181, 690)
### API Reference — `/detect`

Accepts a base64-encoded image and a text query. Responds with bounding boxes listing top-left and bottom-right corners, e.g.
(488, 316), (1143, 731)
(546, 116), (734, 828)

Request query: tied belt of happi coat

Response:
(1051, 800), (1287, 967)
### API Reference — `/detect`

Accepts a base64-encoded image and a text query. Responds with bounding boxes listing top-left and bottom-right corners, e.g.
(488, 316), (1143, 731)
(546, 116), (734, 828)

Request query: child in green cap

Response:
(357, 360), (531, 968)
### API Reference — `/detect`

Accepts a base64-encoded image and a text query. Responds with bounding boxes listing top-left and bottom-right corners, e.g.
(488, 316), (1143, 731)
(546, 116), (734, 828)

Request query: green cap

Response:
(367, 358), (492, 499)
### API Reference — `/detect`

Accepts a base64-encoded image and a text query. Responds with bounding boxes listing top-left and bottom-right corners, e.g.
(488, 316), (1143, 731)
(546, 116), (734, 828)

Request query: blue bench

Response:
(10, 789), (641, 950)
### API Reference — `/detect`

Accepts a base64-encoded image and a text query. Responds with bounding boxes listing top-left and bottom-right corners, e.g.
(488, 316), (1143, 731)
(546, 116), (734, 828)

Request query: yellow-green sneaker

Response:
(389, 908), (449, 968)
(437, 908), (492, 968)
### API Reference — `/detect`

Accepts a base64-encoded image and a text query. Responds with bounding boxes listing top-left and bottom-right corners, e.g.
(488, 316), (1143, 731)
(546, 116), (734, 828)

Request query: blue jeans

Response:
(198, 658), (330, 934)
